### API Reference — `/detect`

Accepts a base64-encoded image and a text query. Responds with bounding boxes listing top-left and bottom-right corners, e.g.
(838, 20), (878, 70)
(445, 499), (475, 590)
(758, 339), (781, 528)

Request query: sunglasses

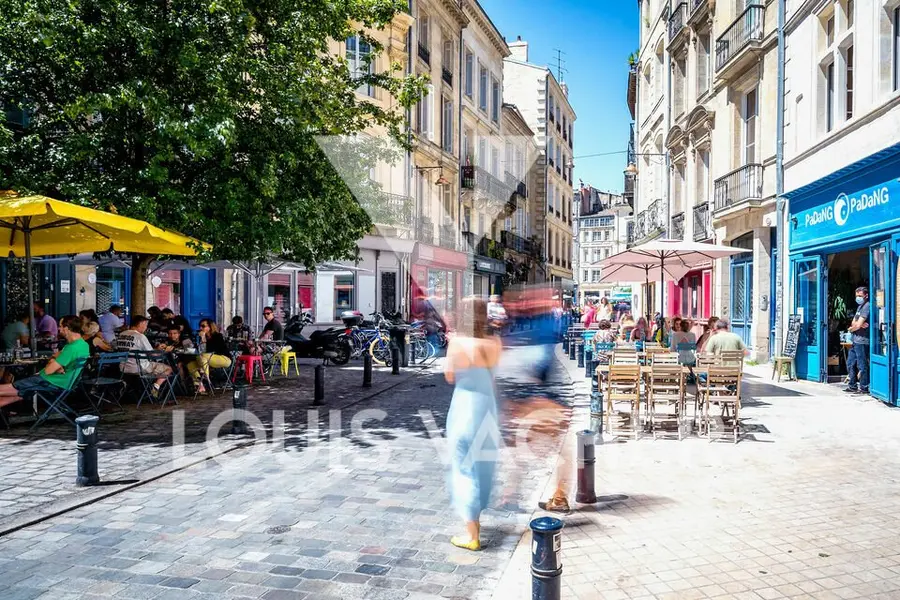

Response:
(264, 312), (273, 316)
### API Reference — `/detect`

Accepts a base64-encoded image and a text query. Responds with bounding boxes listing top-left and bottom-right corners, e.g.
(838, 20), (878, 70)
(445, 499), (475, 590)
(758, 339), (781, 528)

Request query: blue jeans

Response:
(847, 343), (869, 391)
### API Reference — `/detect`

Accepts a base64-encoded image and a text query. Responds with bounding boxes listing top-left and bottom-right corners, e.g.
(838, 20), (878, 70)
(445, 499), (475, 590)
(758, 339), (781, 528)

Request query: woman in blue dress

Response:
(444, 297), (502, 551)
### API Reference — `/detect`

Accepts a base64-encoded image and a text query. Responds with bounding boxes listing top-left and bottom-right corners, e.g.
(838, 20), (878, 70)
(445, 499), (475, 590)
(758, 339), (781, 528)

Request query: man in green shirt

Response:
(705, 319), (750, 356)
(0, 317), (89, 403)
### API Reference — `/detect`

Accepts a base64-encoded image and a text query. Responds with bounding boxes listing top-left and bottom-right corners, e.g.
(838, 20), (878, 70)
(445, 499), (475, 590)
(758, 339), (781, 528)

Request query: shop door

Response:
(381, 271), (397, 314)
(893, 236), (900, 406)
(792, 256), (824, 381)
(183, 270), (216, 330)
(870, 241), (892, 402)
(730, 259), (753, 347)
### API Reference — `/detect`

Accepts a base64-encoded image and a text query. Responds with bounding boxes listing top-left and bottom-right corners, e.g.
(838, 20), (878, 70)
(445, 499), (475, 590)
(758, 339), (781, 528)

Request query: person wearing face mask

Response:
(845, 287), (870, 395)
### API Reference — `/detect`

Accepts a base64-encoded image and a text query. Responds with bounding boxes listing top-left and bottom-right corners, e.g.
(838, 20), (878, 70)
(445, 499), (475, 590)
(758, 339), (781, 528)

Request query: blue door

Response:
(182, 270), (217, 330)
(730, 258), (753, 346)
(792, 256), (824, 381)
(870, 241), (892, 402)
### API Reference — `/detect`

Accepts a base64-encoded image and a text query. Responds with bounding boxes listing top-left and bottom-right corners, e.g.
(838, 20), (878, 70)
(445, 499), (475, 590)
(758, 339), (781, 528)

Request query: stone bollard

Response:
(363, 352), (373, 388)
(530, 516), (564, 600)
(575, 430), (598, 504)
(313, 365), (325, 406)
(231, 382), (248, 434)
(75, 415), (100, 486)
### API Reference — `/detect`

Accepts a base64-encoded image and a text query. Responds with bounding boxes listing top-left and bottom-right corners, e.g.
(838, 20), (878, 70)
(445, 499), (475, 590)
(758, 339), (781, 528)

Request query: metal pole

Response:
(774, 0), (787, 358)
(575, 430), (598, 504)
(363, 353), (373, 388)
(24, 219), (37, 354)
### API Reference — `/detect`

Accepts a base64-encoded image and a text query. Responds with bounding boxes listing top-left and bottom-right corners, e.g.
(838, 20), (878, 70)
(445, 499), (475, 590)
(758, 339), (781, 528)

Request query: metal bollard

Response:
(575, 430), (598, 504)
(562, 334), (569, 353)
(231, 382), (248, 434)
(590, 360), (603, 433)
(363, 353), (373, 388)
(530, 516), (564, 600)
(584, 347), (592, 378)
(313, 365), (325, 406)
(568, 338), (576, 360)
(75, 415), (100, 486)
(391, 347), (400, 375)
(576, 340), (584, 369)
(402, 334), (410, 368)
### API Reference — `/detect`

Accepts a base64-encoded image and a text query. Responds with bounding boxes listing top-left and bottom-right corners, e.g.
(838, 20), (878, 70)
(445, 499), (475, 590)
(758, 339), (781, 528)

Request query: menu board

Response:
(784, 314), (802, 359)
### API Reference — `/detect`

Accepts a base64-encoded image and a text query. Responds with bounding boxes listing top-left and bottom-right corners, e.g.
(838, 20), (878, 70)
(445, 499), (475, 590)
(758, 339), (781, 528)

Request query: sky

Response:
(480, 0), (639, 195)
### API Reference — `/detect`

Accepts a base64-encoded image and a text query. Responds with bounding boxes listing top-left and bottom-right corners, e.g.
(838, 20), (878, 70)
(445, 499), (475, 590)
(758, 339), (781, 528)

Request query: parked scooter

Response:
(284, 313), (351, 365)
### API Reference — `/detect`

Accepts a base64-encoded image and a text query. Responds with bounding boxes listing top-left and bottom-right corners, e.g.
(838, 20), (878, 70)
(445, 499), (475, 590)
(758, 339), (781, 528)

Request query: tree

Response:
(0, 0), (422, 316)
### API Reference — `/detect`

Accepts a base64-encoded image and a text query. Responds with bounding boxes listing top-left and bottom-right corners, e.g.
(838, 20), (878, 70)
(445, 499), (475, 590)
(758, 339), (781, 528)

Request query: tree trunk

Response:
(130, 253), (156, 322)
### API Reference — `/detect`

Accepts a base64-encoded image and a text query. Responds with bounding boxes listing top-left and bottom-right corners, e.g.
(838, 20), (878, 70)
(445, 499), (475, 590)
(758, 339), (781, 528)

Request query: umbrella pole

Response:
(660, 256), (665, 322)
(25, 220), (37, 354)
(644, 269), (650, 322)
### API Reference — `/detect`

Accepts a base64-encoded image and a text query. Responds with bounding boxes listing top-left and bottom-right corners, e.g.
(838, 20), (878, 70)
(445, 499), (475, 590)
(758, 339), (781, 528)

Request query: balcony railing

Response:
(714, 164), (763, 211)
(439, 225), (457, 250)
(461, 165), (513, 205)
(716, 4), (765, 71)
(442, 66), (453, 86)
(418, 42), (431, 65)
(630, 199), (665, 246)
(501, 230), (532, 254)
(357, 192), (414, 229)
(691, 0), (707, 16)
(626, 221), (636, 246)
(671, 212), (685, 241)
(693, 203), (711, 241)
(669, 2), (687, 41)
(417, 219), (435, 245)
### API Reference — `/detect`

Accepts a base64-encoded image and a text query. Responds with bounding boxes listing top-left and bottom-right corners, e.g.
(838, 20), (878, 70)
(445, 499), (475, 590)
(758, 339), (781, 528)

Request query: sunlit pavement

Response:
(492, 354), (900, 600)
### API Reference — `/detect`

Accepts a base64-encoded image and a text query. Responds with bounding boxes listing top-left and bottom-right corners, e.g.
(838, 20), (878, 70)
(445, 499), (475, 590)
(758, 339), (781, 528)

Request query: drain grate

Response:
(266, 525), (292, 535)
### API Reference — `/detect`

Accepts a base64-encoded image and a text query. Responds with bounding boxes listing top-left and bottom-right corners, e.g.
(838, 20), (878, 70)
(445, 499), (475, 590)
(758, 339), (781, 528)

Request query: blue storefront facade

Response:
(786, 143), (900, 405)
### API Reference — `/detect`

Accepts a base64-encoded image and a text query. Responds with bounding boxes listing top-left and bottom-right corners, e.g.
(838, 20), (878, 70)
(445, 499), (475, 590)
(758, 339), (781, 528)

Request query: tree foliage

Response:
(0, 0), (422, 268)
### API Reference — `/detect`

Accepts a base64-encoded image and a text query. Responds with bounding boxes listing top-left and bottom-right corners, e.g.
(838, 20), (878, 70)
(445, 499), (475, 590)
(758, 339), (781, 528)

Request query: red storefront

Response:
(411, 244), (468, 327)
(667, 267), (712, 323)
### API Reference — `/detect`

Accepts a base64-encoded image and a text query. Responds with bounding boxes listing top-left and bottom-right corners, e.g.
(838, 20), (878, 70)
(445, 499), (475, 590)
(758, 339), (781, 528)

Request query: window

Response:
(418, 15), (429, 52)
(417, 84), (433, 139)
(491, 146), (499, 176)
(548, 138), (555, 165)
(491, 78), (500, 122)
(697, 33), (711, 96)
(556, 145), (562, 170)
(569, 124), (573, 146)
(674, 56), (685, 116)
(825, 61), (835, 132)
(603, 248), (610, 258)
(598, 216), (614, 227)
(478, 137), (486, 168)
(743, 88), (758, 163)
(591, 270), (601, 283)
(346, 36), (374, 97)
(845, 45), (854, 121)
(442, 98), (453, 152)
(846, 0), (853, 28)
(334, 275), (355, 320)
(463, 129), (472, 164)
(465, 50), (474, 97)
(479, 65), (488, 111)
(478, 213), (485, 235)
(604, 230), (610, 241)
(825, 15), (834, 47)
(696, 149), (709, 203)
(583, 270), (589, 282)
(442, 38), (453, 78)
(549, 94), (555, 120)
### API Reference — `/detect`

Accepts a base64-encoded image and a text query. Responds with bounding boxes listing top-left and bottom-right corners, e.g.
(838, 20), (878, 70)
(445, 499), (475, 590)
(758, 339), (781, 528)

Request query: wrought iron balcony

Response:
(417, 218), (435, 245)
(442, 66), (453, 86)
(501, 230), (532, 254)
(693, 203), (711, 241)
(714, 164), (763, 212)
(716, 4), (765, 72)
(357, 191), (414, 230)
(461, 165), (513, 205)
(629, 199), (665, 246)
(669, 2), (687, 42)
(418, 42), (431, 65)
(439, 225), (457, 250)
(671, 212), (685, 241)
(626, 220), (636, 246)
(691, 0), (707, 17)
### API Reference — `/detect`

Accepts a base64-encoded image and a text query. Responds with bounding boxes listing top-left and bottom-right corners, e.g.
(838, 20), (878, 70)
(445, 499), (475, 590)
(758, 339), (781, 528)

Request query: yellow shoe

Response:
(450, 536), (481, 551)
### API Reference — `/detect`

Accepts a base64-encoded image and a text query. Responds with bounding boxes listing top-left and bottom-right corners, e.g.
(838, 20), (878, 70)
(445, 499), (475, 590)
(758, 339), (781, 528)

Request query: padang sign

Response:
(791, 178), (899, 250)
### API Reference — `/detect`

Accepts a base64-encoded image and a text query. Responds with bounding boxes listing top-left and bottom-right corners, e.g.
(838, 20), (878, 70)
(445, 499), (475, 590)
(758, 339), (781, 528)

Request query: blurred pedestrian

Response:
(444, 297), (502, 551)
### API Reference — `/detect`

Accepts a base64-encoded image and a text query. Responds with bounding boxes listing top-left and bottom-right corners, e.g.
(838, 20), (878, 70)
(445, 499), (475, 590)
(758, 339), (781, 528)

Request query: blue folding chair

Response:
(130, 351), (178, 408)
(30, 357), (90, 431)
(81, 352), (128, 413)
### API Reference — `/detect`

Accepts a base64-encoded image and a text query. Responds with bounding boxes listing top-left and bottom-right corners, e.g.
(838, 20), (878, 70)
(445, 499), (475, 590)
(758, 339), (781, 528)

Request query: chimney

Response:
(560, 82), (569, 97)
(508, 36), (528, 62)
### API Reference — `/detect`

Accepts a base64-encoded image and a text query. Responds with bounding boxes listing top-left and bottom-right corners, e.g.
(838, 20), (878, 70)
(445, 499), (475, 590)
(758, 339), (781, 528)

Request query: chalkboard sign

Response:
(783, 314), (802, 359)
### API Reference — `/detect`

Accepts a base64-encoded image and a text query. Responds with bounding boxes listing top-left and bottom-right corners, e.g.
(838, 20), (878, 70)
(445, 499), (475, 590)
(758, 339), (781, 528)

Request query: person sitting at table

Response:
(0, 317), (89, 403)
(696, 316), (720, 352)
(157, 325), (195, 353)
(81, 319), (113, 354)
(592, 320), (617, 365)
(669, 318), (697, 365)
(32, 301), (58, 345)
(188, 319), (233, 394)
(630, 317), (650, 343)
(1, 312), (30, 351)
(117, 316), (172, 396)
(618, 312), (635, 341)
(99, 305), (124, 343)
(226, 316), (252, 339)
(172, 314), (194, 341)
(260, 306), (284, 341)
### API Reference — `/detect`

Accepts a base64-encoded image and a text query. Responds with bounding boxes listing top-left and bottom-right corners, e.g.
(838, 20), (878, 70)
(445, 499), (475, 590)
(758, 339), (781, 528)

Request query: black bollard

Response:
(575, 430), (598, 504)
(584, 347), (593, 378)
(576, 340), (584, 369)
(363, 353), (373, 388)
(313, 365), (325, 406)
(568, 337), (576, 360)
(530, 516), (564, 600)
(391, 347), (400, 375)
(231, 382), (248, 434)
(562, 333), (570, 353)
(75, 415), (100, 486)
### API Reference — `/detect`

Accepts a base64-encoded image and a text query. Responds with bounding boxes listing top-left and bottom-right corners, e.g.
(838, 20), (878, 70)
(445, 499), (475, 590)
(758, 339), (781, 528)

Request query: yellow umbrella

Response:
(0, 191), (208, 351)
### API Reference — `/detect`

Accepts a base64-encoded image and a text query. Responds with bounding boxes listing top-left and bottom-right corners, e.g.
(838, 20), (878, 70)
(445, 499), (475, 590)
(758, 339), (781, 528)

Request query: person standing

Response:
(597, 297), (613, 321)
(582, 300), (598, 328)
(444, 297), (502, 551)
(845, 287), (870, 395)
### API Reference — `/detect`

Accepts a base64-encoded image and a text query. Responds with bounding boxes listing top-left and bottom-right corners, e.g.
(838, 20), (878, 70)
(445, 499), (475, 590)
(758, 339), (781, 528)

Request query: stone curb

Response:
(0, 365), (428, 538)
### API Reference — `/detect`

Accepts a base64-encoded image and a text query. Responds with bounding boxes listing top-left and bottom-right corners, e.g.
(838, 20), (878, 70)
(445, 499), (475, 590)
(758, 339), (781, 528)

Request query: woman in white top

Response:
(669, 319), (697, 365)
(597, 297), (613, 322)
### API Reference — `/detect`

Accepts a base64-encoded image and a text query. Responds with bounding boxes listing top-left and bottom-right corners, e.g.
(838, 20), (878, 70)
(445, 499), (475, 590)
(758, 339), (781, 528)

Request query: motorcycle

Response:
(284, 313), (352, 365)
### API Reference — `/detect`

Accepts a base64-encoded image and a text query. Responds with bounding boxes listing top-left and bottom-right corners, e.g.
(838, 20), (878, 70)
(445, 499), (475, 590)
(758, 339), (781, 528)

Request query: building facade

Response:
(503, 38), (576, 299)
(574, 187), (633, 305)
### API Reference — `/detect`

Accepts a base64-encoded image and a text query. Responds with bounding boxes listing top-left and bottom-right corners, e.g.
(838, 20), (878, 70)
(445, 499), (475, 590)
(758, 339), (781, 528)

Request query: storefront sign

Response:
(791, 178), (900, 250)
(473, 257), (505, 274)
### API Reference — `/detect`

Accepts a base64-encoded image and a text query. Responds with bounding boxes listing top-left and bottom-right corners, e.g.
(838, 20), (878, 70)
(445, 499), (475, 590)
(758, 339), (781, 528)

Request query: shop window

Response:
(297, 273), (314, 320)
(268, 272), (292, 321)
(152, 269), (181, 314)
(96, 267), (127, 315)
(334, 275), (355, 320)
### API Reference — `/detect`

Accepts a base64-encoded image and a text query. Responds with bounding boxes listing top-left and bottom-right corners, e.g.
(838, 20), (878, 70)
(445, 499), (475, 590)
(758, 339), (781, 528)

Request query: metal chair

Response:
(130, 351), (178, 407)
(647, 365), (686, 440)
(81, 352), (128, 413)
(606, 364), (642, 439)
(30, 357), (90, 431)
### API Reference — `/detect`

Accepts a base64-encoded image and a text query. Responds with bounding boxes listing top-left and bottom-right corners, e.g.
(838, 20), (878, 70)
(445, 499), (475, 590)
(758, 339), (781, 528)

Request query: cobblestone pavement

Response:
(0, 345), (574, 599)
(493, 355), (900, 600)
(0, 358), (436, 531)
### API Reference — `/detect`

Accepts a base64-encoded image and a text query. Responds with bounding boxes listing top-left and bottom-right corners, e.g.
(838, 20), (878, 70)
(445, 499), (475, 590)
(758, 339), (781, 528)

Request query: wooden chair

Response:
(611, 348), (639, 365)
(700, 366), (742, 443)
(719, 350), (745, 370)
(606, 365), (642, 438)
(647, 365), (686, 440)
(649, 351), (680, 366)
